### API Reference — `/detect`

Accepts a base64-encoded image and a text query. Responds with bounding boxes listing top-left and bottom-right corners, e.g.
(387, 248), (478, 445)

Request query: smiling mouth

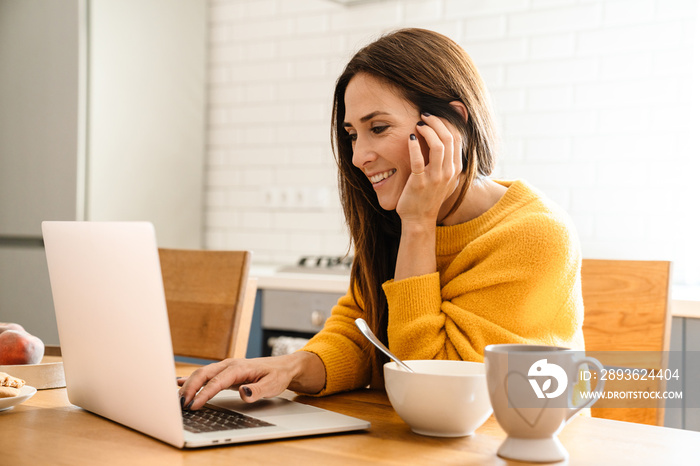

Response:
(368, 169), (396, 184)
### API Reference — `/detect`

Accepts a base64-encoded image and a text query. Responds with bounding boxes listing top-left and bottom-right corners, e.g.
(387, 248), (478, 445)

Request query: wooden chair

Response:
(581, 259), (672, 426)
(158, 248), (257, 361)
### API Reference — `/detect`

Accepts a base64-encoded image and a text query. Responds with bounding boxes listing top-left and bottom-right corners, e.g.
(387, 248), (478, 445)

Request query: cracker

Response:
(0, 371), (26, 389)
(0, 386), (20, 398)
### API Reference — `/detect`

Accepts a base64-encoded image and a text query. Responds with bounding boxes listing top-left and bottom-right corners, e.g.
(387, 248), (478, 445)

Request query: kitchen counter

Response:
(671, 285), (700, 319)
(251, 264), (349, 294)
(251, 264), (700, 318)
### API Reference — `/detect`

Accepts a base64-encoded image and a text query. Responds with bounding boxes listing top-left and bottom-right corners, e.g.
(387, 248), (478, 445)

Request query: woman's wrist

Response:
(400, 218), (435, 235)
(286, 350), (325, 394)
(394, 221), (437, 281)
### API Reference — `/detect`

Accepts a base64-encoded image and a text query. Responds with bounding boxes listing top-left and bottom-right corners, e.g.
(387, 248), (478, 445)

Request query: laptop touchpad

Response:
(209, 393), (321, 417)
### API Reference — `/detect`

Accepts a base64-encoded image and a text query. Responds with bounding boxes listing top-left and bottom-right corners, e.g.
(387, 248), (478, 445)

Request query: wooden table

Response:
(1, 363), (697, 465)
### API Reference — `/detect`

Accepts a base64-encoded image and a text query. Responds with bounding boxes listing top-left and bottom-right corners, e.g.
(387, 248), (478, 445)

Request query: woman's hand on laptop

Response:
(178, 351), (326, 410)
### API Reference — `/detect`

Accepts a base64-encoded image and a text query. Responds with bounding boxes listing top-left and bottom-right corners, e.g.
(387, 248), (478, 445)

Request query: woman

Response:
(179, 28), (584, 409)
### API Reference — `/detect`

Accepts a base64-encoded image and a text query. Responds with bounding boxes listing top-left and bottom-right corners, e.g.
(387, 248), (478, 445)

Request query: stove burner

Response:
(277, 255), (353, 275)
(298, 255), (352, 268)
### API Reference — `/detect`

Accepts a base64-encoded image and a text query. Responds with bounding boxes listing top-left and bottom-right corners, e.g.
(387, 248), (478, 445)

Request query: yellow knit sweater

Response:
(300, 180), (585, 396)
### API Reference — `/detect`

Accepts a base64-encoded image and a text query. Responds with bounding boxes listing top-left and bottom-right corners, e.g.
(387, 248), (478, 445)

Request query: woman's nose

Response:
(351, 137), (376, 168)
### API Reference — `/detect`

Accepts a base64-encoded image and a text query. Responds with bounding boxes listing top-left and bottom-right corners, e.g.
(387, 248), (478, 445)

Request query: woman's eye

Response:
(345, 125), (386, 143)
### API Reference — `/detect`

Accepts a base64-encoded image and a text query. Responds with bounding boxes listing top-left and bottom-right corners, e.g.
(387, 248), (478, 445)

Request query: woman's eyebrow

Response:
(343, 111), (390, 127)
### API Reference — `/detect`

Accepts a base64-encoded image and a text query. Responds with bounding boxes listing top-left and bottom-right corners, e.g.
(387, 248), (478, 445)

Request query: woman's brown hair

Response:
(331, 28), (498, 354)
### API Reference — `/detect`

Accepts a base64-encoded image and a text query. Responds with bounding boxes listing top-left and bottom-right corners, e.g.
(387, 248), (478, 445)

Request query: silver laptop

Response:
(42, 221), (370, 449)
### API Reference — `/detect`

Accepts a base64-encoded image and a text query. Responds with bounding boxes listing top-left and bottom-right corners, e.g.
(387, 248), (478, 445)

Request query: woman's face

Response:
(343, 73), (423, 211)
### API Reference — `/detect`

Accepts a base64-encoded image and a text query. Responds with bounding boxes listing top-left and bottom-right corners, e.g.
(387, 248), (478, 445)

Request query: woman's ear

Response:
(449, 100), (469, 123)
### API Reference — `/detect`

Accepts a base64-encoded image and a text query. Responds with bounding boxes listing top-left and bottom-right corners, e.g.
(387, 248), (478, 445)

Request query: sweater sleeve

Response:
(382, 211), (584, 362)
(296, 290), (379, 396)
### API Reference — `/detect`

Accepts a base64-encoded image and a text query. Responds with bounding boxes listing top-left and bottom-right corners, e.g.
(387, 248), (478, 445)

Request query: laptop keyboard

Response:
(182, 404), (275, 433)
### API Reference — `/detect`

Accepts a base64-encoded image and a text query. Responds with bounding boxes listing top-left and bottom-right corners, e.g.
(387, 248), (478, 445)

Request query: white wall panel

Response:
(204, 0), (700, 288)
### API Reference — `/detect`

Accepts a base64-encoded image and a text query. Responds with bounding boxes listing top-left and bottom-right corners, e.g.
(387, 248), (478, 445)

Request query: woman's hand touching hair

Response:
(397, 104), (467, 228)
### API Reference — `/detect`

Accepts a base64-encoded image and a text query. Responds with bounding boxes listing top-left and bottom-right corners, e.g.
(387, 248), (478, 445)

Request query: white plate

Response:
(0, 385), (37, 412)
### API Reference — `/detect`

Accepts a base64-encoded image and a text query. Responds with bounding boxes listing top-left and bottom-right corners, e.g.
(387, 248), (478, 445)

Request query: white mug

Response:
(484, 344), (605, 463)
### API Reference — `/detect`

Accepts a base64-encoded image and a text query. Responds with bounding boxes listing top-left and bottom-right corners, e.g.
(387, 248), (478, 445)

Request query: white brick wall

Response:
(205, 0), (700, 285)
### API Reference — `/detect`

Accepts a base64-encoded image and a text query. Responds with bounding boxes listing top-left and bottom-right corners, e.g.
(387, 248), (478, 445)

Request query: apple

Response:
(0, 329), (45, 365)
(0, 322), (26, 334)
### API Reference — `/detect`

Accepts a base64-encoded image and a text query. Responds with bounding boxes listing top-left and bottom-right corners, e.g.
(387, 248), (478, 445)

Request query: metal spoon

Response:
(355, 318), (414, 373)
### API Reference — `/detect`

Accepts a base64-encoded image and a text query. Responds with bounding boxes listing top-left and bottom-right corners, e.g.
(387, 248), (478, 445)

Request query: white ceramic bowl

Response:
(384, 359), (492, 437)
(0, 362), (65, 389)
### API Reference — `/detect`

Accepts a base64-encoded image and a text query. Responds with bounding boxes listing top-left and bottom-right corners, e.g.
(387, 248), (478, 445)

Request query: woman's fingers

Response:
(451, 131), (463, 175)
(239, 376), (276, 403)
(408, 133), (425, 175)
(178, 357), (296, 410)
(415, 113), (460, 180)
(190, 373), (237, 409)
(179, 362), (230, 410)
(414, 116), (447, 172)
(397, 112), (465, 223)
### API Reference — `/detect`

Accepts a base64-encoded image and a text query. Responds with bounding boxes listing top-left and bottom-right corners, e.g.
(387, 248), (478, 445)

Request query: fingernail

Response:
(180, 396), (185, 409)
(410, 134), (416, 140)
(417, 121), (426, 126)
(242, 386), (253, 397)
(185, 400), (194, 410)
(422, 112), (431, 117)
